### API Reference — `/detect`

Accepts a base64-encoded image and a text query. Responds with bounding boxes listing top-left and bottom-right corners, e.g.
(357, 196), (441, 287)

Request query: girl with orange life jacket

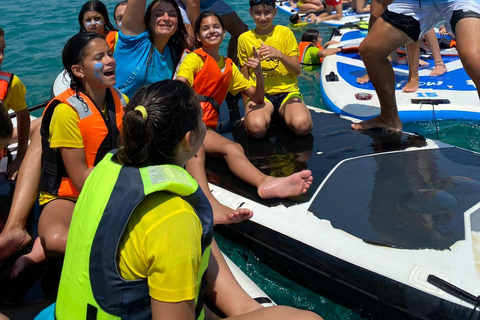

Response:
(0, 28), (30, 180)
(299, 29), (341, 72)
(10, 32), (127, 278)
(176, 11), (313, 224)
(79, 1), (119, 52)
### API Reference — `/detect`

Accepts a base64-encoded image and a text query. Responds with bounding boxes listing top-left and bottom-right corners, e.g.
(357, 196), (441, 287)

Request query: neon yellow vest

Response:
(55, 152), (213, 319)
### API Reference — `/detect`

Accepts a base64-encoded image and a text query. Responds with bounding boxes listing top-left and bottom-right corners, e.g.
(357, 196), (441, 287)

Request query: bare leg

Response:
(352, 0), (370, 13)
(203, 131), (313, 199)
(356, 0), (393, 83)
(297, 2), (324, 13)
(221, 12), (248, 65)
(206, 240), (322, 320)
(244, 100), (274, 139)
(0, 122), (42, 261)
(455, 18), (480, 98)
(279, 97), (313, 137)
(424, 29), (446, 76)
(186, 146), (253, 225)
(352, 17), (411, 131)
(11, 199), (74, 277)
(402, 41), (420, 93)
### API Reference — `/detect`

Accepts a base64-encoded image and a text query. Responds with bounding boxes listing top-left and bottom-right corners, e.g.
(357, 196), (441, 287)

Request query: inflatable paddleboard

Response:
(276, 1), (370, 27)
(320, 28), (480, 122)
(209, 105), (480, 320)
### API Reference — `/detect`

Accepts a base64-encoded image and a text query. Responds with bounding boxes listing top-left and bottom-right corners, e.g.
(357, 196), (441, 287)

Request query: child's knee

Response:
(245, 117), (270, 138)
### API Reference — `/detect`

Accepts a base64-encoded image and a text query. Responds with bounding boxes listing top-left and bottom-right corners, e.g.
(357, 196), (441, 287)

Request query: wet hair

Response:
(114, 1), (128, 21)
(290, 14), (300, 24)
(144, 0), (189, 66)
(0, 102), (13, 141)
(194, 11), (224, 43)
(249, 0), (276, 9)
(302, 29), (320, 42)
(117, 80), (201, 167)
(62, 32), (106, 93)
(78, 1), (118, 34)
(0, 28), (4, 38)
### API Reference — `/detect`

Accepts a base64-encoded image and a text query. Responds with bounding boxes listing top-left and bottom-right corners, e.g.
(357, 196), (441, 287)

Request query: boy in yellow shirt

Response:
(0, 28), (30, 180)
(238, 0), (312, 139)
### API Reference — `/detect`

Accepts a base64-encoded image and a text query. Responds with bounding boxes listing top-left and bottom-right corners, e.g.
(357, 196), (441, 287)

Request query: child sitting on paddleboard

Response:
(0, 28), (30, 180)
(299, 29), (341, 72)
(238, 0), (313, 138)
(175, 11), (313, 223)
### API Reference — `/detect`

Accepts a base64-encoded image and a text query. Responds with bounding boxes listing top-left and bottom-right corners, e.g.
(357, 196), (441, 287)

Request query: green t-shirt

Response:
(302, 46), (321, 72)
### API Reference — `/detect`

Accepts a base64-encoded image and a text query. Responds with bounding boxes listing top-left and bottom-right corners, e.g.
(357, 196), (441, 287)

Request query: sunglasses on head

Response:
(250, 0), (275, 7)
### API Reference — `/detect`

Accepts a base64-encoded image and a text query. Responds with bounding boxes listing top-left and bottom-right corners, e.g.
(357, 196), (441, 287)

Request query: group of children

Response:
(0, 0), (325, 319)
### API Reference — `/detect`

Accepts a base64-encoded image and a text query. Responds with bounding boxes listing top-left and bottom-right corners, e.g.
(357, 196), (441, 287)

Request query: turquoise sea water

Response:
(1, 0), (480, 319)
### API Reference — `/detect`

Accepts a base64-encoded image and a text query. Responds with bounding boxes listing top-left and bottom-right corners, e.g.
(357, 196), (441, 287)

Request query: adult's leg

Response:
(11, 199), (74, 277)
(244, 100), (274, 139)
(402, 41), (421, 92)
(220, 11), (248, 65)
(203, 130), (313, 199)
(352, 17), (412, 131)
(297, 2), (324, 14)
(279, 97), (313, 137)
(205, 239), (323, 320)
(186, 146), (253, 225)
(356, 0), (393, 84)
(424, 29), (447, 76)
(0, 122), (41, 261)
(454, 17), (480, 98)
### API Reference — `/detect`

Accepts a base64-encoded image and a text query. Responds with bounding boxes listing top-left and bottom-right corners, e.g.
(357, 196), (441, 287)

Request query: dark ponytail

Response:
(117, 80), (200, 167)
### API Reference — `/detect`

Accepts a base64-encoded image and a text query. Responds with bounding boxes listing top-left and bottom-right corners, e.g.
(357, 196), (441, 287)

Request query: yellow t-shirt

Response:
(117, 192), (202, 302)
(176, 52), (251, 96)
(237, 25), (300, 95)
(39, 95), (129, 205)
(3, 75), (27, 112)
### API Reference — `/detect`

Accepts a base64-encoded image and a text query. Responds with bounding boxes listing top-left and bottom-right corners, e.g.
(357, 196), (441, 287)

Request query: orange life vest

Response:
(298, 41), (324, 65)
(39, 87), (126, 198)
(105, 31), (118, 52)
(192, 48), (233, 129)
(0, 71), (13, 102)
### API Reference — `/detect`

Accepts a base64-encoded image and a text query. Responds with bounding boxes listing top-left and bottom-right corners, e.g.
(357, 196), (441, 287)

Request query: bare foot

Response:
(430, 63), (447, 76)
(419, 59), (429, 67)
(258, 170), (313, 199)
(356, 73), (370, 84)
(351, 115), (402, 131)
(402, 77), (419, 93)
(0, 227), (32, 261)
(212, 201), (253, 225)
(11, 237), (45, 278)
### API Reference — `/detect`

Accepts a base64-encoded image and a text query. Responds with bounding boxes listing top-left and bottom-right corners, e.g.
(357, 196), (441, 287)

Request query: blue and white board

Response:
(276, 1), (370, 26)
(320, 28), (480, 122)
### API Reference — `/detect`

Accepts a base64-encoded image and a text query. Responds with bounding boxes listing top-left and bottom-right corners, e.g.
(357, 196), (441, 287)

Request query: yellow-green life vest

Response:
(55, 151), (213, 320)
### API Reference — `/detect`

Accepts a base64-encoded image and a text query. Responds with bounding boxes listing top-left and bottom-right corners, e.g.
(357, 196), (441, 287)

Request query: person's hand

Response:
(244, 47), (262, 75)
(6, 157), (21, 180)
(439, 26), (448, 36)
(257, 42), (282, 61)
(325, 40), (340, 46)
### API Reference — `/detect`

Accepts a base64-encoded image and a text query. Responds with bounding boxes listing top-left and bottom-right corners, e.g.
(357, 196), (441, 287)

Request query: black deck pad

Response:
(309, 147), (480, 250)
(206, 108), (427, 207)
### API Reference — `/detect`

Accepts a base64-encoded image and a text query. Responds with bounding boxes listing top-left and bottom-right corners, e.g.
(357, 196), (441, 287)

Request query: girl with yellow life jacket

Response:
(299, 29), (341, 72)
(10, 32), (127, 277)
(34, 79), (323, 320)
(79, 1), (119, 52)
(176, 12), (313, 224)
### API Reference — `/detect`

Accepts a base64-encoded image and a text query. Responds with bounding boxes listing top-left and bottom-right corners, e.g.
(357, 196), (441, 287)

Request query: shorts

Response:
(265, 92), (303, 111)
(384, 0), (480, 41)
(325, 0), (341, 7)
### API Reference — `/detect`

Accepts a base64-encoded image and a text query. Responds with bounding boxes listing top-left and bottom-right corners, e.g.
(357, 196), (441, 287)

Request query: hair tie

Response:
(135, 105), (148, 122)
